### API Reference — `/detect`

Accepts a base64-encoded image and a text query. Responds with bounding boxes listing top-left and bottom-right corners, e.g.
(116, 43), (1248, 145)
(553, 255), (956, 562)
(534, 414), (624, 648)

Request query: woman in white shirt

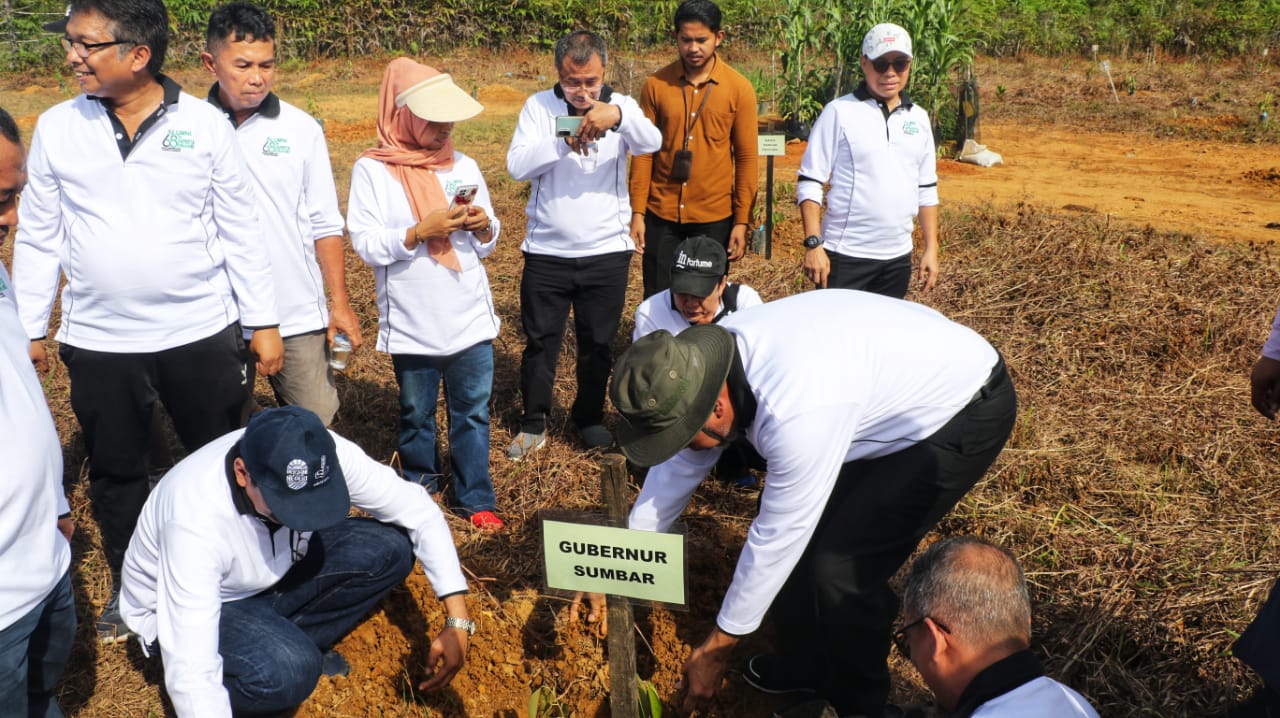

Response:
(347, 58), (504, 531)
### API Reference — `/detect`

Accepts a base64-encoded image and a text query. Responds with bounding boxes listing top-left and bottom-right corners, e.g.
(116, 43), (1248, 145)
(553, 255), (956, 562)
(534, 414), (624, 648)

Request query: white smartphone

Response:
(449, 184), (478, 209)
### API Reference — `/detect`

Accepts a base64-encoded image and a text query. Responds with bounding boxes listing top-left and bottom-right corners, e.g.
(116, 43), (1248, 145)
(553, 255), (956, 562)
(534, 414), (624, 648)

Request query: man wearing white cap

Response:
(119, 406), (475, 717)
(798, 22), (940, 298)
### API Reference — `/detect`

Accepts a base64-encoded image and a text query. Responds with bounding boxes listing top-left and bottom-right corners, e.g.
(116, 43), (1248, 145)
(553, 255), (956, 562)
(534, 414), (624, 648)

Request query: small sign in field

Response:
(542, 518), (687, 606)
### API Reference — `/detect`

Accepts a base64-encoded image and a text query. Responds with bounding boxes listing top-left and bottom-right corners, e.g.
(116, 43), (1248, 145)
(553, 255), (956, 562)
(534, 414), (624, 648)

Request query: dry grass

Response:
(3, 49), (1279, 716)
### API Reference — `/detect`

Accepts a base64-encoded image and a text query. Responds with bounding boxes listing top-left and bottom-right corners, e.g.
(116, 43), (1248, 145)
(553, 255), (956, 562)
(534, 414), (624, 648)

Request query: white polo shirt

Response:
(796, 85), (938, 260)
(120, 429), (468, 718)
(628, 290), (999, 635)
(972, 676), (1100, 717)
(0, 261), (71, 631)
(209, 88), (345, 339)
(631, 283), (763, 340)
(507, 88), (661, 258)
(14, 77), (277, 352)
(347, 153), (501, 356)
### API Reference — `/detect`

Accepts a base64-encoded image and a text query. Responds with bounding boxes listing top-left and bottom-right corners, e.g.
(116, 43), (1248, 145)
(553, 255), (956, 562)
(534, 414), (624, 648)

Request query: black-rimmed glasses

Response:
(870, 57), (912, 74)
(892, 615), (950, 659)
(61, 36), (135, 59)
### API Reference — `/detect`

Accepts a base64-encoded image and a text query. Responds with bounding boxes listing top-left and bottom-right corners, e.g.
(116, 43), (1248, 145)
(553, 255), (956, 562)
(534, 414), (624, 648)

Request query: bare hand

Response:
(1251, 355), (1280, 419)
(249, 327), (285, 377)
(327, 303), (363, 352)
(570, 592), (607, 636)
(678, 629), (737, 717)
(57, 516), (74, 542)
(802, 247), (830, 288)
(29, 340), (49, 373)
(727, 224), (748, 261)
(575, 99), (622, 143)
(413, 204), (468, 248)
(460, 205), (492, 235)
(917, 246), (939, 292)
(419, 626), (468, 692)
(630, 214), (646, 254)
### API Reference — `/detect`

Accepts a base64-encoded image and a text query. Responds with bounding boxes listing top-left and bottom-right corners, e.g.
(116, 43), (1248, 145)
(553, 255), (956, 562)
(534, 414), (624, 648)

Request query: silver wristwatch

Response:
(445, 616), (476, 636)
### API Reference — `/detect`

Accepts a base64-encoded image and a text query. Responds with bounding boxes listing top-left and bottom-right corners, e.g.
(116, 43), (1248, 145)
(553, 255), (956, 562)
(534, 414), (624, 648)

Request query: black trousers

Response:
(769, 358), (1017, 716)
(518, 251), (631, 434)
(59, 324), (248, 573)
(824, 250), (912, 299)
(1234, 578), (1280, 690)
(640, 211), (734, 299)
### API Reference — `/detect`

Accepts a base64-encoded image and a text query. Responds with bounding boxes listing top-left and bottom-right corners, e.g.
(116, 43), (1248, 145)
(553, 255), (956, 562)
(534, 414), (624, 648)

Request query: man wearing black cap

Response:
(632, 234), (762, 339)
(608, 290), (1017, 717)
(119, 406), (473, 717)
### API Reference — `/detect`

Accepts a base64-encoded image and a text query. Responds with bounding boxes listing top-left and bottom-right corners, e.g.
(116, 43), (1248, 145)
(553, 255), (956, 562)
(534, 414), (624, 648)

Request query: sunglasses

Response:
(870, 57), (912, 74)
(891, 615), (950, 659)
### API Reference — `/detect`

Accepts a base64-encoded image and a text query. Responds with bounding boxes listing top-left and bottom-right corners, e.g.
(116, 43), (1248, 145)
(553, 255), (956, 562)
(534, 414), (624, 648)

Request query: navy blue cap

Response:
(241, 406), (350, 531)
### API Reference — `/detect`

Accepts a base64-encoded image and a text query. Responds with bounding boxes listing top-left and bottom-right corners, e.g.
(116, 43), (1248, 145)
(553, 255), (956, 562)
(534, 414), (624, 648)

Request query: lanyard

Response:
(680, 77), (714, 151)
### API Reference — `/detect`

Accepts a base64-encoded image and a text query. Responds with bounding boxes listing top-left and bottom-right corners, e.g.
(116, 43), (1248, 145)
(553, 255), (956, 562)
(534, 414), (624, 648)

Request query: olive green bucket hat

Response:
(609, 325), (735, 467)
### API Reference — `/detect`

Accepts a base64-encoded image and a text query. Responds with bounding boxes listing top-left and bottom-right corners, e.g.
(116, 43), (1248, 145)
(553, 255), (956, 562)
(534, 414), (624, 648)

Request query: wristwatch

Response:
(803, 234), (823, 250)
(445, 616), (476, 636)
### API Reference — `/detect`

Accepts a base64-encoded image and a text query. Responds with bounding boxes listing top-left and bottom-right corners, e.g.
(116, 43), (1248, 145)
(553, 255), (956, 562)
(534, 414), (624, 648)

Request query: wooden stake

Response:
(602, 454), (638, 718)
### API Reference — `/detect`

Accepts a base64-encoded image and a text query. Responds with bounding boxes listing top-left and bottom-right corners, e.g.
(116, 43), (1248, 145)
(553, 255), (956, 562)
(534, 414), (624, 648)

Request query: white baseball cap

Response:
(862, 23), (913, 60)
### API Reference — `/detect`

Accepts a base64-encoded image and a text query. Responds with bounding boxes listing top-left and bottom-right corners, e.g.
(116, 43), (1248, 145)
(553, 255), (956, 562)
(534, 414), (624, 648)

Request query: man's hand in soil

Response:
(570, 592), (607, 636)
(420, 596), (470, 692)
(678, 628), (738, 717)
(1251, 355), (1280, 419)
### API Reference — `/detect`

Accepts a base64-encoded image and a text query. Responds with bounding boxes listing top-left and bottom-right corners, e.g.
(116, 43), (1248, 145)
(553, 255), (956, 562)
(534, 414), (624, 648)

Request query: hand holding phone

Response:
(555, 115), (584, 138)
(449, 184), (479, 210)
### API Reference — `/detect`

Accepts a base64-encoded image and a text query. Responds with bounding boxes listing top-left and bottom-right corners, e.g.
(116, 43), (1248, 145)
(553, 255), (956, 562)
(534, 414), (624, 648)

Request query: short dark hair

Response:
(0, 107), (21, 146)
(903, 536), (1031, 653)
(206, 2), (275, 51)
(673, 0), (722, 32)
(554, 30), (607, 70)
(70, 0), (168, 76)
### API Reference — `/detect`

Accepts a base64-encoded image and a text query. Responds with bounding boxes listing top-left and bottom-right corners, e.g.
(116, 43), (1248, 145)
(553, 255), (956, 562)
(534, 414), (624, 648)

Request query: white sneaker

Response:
(506, 431), (546, 461)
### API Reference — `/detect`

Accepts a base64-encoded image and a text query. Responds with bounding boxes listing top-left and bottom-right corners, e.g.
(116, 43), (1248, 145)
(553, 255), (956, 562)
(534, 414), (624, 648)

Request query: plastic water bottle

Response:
(329, 332), (352, 371)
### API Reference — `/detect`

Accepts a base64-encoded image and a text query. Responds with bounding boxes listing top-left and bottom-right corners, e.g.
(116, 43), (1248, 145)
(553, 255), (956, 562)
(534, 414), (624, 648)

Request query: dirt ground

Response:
(1, 49), (1278, 717)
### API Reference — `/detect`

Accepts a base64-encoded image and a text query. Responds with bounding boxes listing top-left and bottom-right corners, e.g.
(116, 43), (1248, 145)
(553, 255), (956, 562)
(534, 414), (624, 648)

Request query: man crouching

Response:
(120, 405), (474, 716)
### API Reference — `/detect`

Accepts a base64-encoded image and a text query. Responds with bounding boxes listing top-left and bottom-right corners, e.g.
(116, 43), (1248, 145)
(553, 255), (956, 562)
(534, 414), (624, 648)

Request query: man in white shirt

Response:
(798, 23), (939, 297)
(607, 290), (1017, 717)
(0, 106), (76, 718)
(15, 0), (283, 642)
(896, 536), (1100, 718)
(505, 29), (661, 459)
(120, 405), (474, 718)
(202, 1), (361, 426)
(632, 234), (762, 340)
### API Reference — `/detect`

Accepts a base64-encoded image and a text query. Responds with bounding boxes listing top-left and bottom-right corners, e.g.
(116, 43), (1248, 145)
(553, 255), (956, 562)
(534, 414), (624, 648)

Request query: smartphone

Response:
(449, 185), (478, 209)
(555, 115), (583, 138)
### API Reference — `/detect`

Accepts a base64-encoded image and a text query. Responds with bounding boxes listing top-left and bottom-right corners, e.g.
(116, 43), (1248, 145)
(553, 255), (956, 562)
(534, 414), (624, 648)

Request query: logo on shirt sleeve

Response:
(161, 129), (196, 152)
(262, 137), (292, 156)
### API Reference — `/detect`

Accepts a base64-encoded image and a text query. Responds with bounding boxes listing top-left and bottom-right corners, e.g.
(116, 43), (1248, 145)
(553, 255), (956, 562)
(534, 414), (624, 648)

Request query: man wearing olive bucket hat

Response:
(607, 289), (1018, 717)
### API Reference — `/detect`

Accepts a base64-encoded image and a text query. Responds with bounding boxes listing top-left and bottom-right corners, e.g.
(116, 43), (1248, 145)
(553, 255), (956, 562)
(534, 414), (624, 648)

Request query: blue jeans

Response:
(392, 341), (496, 515)
(218, 518), (414, 716)
(0, 569), (76, 718)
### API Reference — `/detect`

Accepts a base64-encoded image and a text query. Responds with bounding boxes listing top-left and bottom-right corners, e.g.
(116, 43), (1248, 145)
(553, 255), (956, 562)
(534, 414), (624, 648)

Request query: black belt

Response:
(970, 353), (1007, 404)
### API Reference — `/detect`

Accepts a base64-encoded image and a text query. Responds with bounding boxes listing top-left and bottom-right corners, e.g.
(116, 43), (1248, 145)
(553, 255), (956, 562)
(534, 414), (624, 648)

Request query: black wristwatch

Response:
(803, 234), (823, 250)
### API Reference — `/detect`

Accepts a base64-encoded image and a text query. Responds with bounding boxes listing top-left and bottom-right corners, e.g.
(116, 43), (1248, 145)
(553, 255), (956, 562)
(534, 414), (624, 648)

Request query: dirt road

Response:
(935, 121), (1279, 244)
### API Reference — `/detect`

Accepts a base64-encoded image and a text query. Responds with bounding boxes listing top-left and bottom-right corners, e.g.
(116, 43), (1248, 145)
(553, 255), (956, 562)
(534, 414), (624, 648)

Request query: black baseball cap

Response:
(669, 235), (728, 298)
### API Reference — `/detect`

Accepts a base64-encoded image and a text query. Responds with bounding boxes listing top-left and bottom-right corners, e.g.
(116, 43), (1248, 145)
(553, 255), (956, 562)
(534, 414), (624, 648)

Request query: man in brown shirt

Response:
(628, 0), (758, 298)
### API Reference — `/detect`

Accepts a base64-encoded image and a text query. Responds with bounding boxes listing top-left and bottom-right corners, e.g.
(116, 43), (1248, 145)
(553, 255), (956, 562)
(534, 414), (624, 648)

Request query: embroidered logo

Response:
(285, 458), (309, 490)
(161, 129), (195, 152)
(262, 136), (291, 156)
(0, 275), (8, 294)
(902, 120), (921, 136)
(314, 455), (331, 486)
(674, 250), (713, 270)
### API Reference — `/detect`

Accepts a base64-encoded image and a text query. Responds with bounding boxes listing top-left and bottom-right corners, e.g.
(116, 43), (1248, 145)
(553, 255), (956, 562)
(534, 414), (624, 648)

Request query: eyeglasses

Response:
(892, 615), (950, 659)
(560, 77), (603, 91)
(61, 36), (135, 59)
(870, 57), (912, 74)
